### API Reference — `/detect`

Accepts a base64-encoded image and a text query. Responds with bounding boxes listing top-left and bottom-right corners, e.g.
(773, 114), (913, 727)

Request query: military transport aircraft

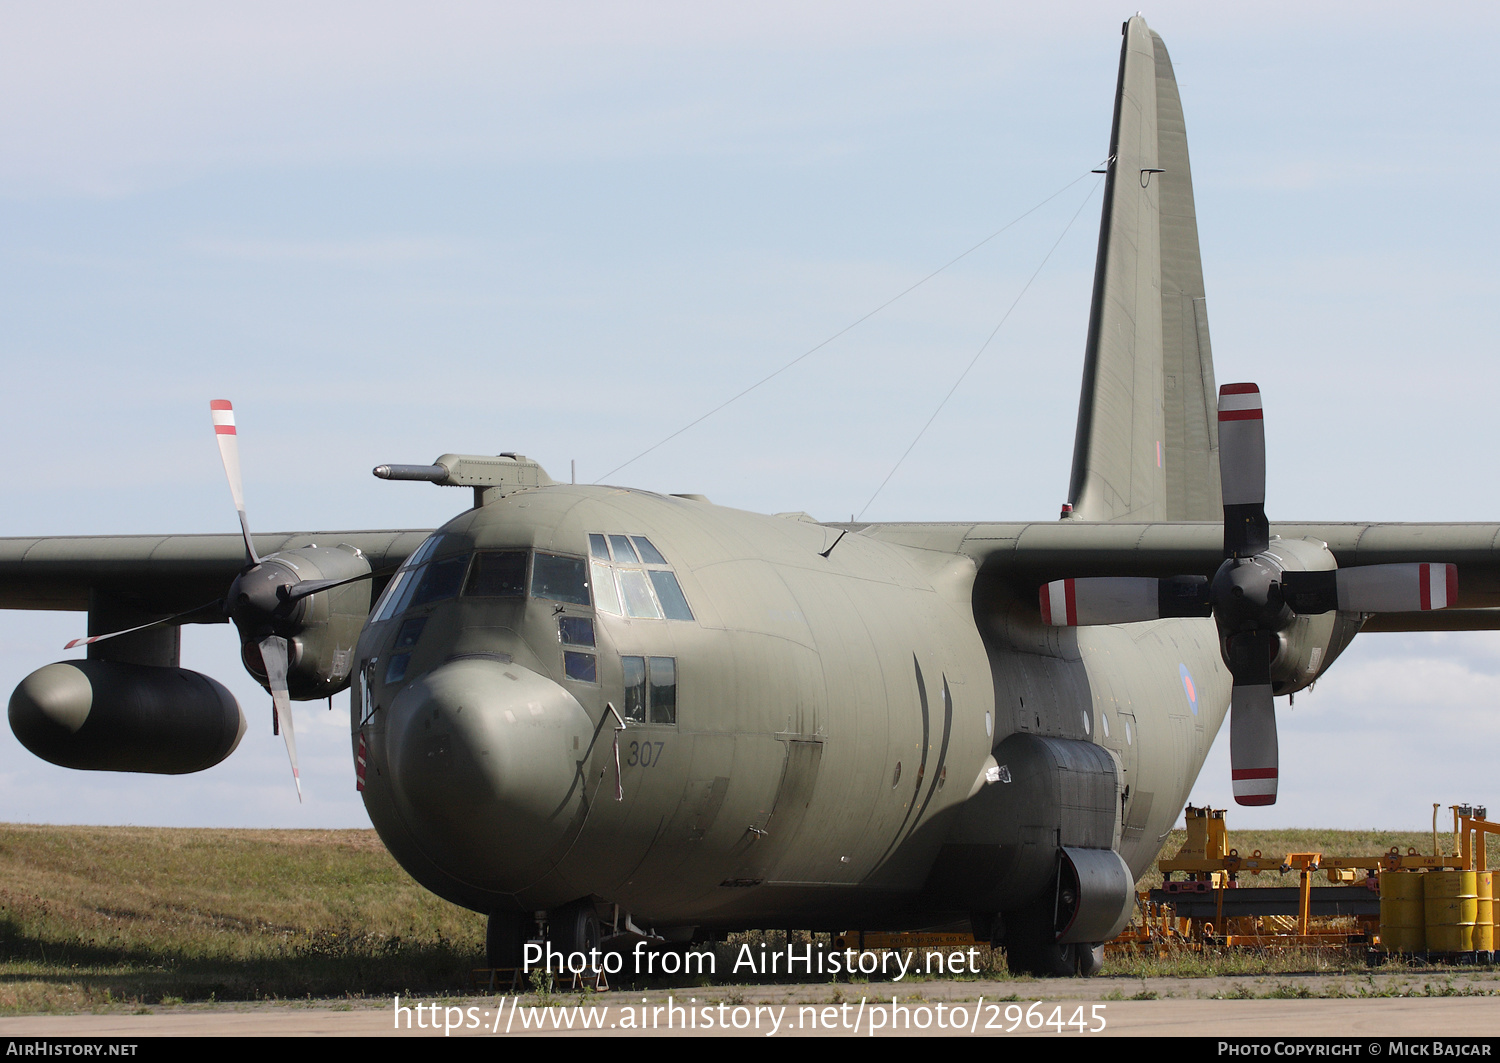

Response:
(4, 16), (1498, 977)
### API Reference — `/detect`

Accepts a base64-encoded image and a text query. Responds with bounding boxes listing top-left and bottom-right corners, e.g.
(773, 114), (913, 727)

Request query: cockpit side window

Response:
(632, 537), (668, 565)
(532, 553), (591, 606)
(371, 533), (446, 622)
(408, 554), (470, 609)
(607, 535), (638, 563)
(464, 550), (528, 597)
(589, 533), (694, 621)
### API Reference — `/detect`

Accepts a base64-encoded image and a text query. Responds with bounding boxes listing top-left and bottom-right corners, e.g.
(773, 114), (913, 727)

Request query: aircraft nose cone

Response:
(384, 657), (592, 890)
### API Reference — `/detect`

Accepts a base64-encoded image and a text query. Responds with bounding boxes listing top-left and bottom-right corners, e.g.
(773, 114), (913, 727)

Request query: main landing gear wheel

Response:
(486, 911), (527, 969)
(1002, 890), (1104, 977)
(1002, 906), (1077, 978)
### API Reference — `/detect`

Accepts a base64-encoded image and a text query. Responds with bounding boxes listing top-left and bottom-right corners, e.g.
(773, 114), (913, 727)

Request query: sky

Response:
(0, 2), (1497, 834)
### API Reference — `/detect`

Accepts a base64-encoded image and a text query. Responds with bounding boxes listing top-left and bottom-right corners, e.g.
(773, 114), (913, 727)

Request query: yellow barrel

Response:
(1476, 871), (1493, 953)
(1380, 871), (1426, 953)
(1425, 870), (1478, 953)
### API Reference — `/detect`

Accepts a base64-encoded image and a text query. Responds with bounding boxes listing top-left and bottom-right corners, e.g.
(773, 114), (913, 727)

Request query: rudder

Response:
(1066, 17), (1220, 523)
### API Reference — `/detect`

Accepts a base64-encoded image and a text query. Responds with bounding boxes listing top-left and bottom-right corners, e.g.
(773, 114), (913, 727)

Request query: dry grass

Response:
(0, 823), (483, 1012)
(1, 822), (1495, 1013)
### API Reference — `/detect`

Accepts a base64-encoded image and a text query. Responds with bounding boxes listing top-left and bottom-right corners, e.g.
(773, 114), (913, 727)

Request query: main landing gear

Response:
(995, 892), (1107, 977)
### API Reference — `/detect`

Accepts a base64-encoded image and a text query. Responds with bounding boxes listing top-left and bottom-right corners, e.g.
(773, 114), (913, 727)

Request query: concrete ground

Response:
(4, 970), (1498, 1037)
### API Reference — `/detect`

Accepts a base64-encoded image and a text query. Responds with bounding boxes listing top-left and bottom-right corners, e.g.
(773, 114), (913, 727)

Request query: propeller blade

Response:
(1218, 383), (1268, 559)
(210, 400), (260, 566)
(1338, 562), (1457, 613)
(276, 566), (393, 608)
(1227, 630), (1278, 806)
(64, 598), (223, 650)
(259, 634), (302, 803)
(1281, 563), (1458, 615)
(1040, 576), (1211, 626)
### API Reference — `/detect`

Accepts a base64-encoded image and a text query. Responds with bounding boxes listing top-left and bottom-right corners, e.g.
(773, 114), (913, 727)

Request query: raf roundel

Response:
(1179, 663), (1198, 716)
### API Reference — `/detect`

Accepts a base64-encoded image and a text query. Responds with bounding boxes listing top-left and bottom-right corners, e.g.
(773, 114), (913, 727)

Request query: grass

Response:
(0, 822), (1496, 1013)
(1104, 945), (1369, 979)
(0, 823), (484, 1012)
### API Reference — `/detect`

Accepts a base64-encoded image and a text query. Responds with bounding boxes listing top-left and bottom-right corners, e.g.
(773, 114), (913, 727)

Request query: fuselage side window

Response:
(622, 655), (647, 721)
(648, 656), (676, 724)
(620, 655), (676, 724)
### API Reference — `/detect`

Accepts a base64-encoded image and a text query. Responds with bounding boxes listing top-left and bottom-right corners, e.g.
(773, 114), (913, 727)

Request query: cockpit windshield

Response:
(371, 542), (593, 624)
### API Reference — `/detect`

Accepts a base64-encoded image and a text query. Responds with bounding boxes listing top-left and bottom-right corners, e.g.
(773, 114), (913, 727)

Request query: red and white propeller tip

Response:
(210, 400), (259, 566)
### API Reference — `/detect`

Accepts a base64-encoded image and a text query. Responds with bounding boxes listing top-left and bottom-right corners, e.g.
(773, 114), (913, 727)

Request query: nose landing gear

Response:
(485, 899), (601, 971)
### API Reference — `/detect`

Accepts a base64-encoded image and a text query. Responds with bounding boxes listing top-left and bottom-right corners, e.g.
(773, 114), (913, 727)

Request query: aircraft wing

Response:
(860, 520), (1500, 631)
(0, 531), (432, 615)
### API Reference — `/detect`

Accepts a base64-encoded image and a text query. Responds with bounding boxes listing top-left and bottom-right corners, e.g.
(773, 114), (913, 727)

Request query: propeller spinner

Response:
(1040, 383), (1458, 806)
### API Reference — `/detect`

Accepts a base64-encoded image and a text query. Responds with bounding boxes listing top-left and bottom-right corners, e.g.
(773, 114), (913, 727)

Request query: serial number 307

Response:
(626, 741), (664, 767)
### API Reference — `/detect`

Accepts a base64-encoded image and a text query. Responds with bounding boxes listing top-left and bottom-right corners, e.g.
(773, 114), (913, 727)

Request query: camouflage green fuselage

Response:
(353, 484), (1230, 929)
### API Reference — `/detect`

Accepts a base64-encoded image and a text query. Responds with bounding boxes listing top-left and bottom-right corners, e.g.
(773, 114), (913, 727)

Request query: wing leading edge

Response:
(858, 519), (1500, 630)
(0, 531), (431, 614)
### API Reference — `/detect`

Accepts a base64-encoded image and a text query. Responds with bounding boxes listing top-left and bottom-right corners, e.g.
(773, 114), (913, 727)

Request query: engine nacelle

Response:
(235, 543), (370, 700)
(922, 732), (1122, 912)
(1237, 537), (1362, 696)
(9, 660), (245, 774)
(1055, 846), (1135, 944)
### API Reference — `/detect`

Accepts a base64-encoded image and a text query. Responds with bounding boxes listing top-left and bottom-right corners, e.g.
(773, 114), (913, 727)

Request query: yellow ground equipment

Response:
(1124, 804), (1498, 963)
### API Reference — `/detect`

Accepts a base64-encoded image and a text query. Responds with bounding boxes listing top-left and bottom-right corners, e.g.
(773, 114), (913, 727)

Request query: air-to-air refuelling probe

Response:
(6, 17), (1498, 976)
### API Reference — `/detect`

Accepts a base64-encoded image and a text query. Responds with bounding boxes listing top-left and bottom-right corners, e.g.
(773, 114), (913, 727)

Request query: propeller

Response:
(211, 399), (259, 566)
(210, 400), (309, 801)
(66, 401), (343, 800)
(64, 599), (223, 651)
(62, 400), (392, 799)
(257, 634), (301, 801)
(1040, 383), (1459, 806)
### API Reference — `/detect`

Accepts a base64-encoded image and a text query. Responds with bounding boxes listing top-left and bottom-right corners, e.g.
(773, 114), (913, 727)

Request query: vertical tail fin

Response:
(1066, 17), (1220, 522)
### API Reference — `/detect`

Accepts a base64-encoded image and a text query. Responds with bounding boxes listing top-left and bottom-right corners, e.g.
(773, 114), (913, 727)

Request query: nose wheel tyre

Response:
(486, 911), (527, 970)
(550, 898), (601, 958)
